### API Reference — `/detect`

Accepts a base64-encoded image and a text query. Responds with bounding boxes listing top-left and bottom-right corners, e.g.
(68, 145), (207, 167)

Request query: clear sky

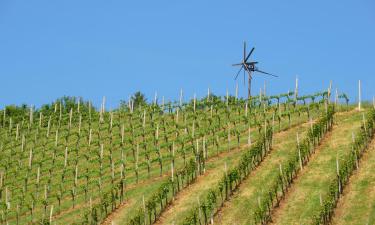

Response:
(0, 0), (374, 108)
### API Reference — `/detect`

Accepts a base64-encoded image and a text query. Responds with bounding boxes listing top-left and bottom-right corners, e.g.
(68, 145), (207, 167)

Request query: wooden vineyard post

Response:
(227, 124), (231, 152)
(49, 205), (54, 224)
(352, 132), (359, 169)
(297, 133), (303, 171)
(272, 113), (275, 146)
(154, 91), (158, 105)
(336, 153), (341, 194)
(235, 82), (238, 101)
(135, 143), (139, 183)
(328, 80), (332, 104)
(180, 88), (183, 106)
(141, 195), (147, 225)
(226, 89), (229, 107)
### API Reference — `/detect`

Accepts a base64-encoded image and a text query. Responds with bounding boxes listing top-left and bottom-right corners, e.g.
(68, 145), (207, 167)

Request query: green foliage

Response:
(253, 106), (335, 224)
(312, 109), (375, 225)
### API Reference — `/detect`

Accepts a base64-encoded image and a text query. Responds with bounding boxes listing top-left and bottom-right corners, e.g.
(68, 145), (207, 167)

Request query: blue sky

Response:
(0, 0), (374, 108)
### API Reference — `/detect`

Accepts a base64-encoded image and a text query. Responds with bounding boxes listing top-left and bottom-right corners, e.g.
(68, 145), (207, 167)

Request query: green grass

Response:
(331, 138), (375, 225)
(270, 110), (364, 224)
(214, 115), (312, 225)
(109, 105), (319, 224)
(0, 96), (316, 224)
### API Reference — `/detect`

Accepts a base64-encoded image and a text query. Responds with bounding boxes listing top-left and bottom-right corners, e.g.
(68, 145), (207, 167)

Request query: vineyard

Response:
(0, 90), (374, 225)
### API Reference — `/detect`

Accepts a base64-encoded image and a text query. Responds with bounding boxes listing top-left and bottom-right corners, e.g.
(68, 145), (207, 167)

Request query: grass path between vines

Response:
(331, 137), (375, 225)
(214, 117), (312, 225)
(154, 117), (311, 225)
(270, 110), (362, 225)
(101, 112), (314, 225)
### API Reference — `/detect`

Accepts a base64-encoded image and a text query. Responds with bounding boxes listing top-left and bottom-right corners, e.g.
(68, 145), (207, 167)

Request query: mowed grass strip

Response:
(103, 109), (317, 225)
(214, 116), (312, 225)
(270, 111), (363, 225)
(331, 138), (375, 225)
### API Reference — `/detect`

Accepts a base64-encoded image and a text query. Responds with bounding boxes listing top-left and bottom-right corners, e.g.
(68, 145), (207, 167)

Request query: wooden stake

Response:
(15, 124), (19, 141)
(142, 195), (147, 225)
(88, 129), (92, 147)
(235, 82), (238, 100)
(39, 112), (42, 128)
(75, 165), (78, 186)
(207, 87), (210, 103)
(154, 91), (158, 105)
(29, 148), (33, 169)
(69, 108), (73, 128)
(49, 205), (54, 224)
(143, 110), (146, 128)
(226, 89), (229, 106)
(102, 96), (106, 113)
(36, 166), (40, 185)
(171, 162), (174, 182)
(21, 135), (25, 152)
(29, 106), (33, 126)
(78, 114), (82, 136)
(77, 98), (80, 113)
(297, 133), (302, 170)
(47, 116), (51, 138)
(110, 112), (113, 130)
(64, 147), (68, 168)
(121, 125), (124, 144)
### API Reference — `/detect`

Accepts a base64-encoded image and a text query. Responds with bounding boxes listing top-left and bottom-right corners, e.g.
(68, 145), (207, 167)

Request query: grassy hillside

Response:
(1, 91), (372, 225)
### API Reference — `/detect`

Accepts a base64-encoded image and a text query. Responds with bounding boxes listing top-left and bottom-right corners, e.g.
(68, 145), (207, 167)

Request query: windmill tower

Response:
(232, 41), (277, 100)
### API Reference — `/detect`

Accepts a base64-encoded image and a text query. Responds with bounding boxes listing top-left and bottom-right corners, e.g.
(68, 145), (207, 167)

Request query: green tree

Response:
(131, 91), (147, 108)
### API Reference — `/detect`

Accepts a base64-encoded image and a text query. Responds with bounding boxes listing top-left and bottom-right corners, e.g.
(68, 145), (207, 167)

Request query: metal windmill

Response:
(232, 41), (277, 99)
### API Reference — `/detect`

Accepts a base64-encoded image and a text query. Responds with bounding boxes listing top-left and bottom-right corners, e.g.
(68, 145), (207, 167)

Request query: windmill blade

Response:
(234, 66), (243, 80)
(245, 47), (255, 62)
(254, 69), (278, 77)
(232, 63), (243, 66)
